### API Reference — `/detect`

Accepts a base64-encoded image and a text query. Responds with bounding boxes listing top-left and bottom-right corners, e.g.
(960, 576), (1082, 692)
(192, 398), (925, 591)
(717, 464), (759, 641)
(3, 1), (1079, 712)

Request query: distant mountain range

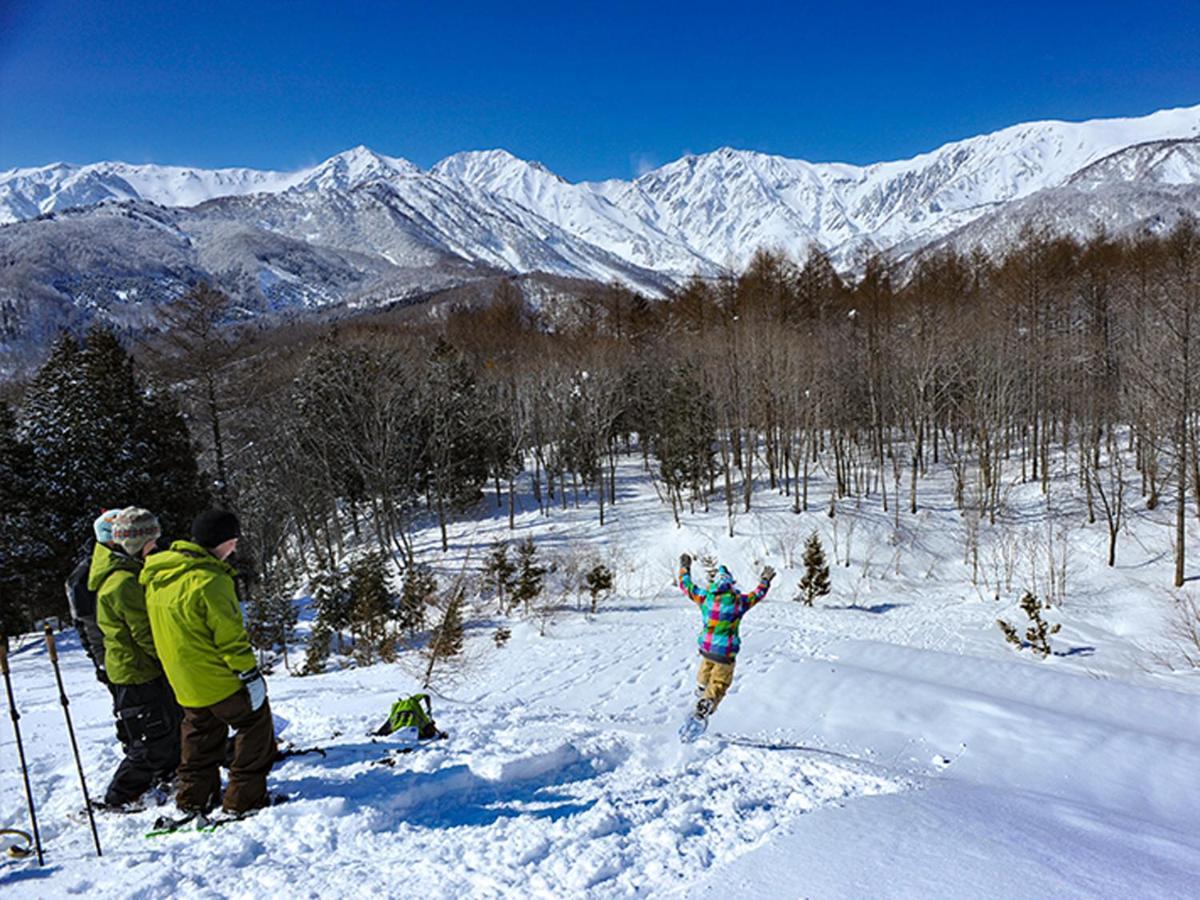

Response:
(3, 104), (1200, 356)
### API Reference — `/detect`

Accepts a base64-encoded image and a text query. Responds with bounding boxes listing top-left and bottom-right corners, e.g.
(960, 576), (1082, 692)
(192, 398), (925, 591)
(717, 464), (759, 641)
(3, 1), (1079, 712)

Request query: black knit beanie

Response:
(191, 509), (240, 549)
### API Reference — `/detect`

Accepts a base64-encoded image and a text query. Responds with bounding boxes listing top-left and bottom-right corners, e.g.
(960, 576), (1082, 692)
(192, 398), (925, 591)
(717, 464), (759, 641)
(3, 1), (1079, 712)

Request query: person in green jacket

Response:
(93, 507), (181, 808)
(141, 509), (276, 816)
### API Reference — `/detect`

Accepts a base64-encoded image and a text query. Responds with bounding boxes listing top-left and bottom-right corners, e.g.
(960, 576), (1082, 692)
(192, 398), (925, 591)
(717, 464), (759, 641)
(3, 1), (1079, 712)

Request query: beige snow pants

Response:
(696, 658), (736, 712)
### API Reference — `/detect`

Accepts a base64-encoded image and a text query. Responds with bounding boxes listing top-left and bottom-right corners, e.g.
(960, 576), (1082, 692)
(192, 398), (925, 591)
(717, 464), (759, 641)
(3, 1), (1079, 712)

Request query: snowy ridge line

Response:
(3, 104), (1200, 281)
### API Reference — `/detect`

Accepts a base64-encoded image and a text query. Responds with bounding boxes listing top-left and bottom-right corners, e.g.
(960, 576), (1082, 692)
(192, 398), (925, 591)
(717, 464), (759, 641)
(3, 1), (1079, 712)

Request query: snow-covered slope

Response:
(433, 150), (720, 278)
(3, 444), (1200, 897)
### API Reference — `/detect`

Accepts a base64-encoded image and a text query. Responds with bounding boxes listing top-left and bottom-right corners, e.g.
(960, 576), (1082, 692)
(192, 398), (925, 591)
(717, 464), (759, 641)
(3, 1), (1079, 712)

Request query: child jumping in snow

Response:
(678, 554), (775, 723)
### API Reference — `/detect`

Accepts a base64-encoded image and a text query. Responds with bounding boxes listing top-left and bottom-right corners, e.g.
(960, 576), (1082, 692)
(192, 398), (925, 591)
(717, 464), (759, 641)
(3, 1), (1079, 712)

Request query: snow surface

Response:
(3, 450), (1200, 898)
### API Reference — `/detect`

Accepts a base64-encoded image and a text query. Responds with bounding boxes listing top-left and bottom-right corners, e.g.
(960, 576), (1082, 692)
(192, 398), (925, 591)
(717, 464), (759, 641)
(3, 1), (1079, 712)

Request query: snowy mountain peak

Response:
(293, 146), (421, 191)
(3, 104), (1200, 313)
(433, 149), (565, 188)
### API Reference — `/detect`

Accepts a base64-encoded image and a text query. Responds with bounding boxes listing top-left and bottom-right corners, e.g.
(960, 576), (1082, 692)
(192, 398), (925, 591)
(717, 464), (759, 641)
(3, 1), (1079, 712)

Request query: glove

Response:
(760, 565), (776, 583)
(238, 668), (267, 712)
(680, 553), (692, 570)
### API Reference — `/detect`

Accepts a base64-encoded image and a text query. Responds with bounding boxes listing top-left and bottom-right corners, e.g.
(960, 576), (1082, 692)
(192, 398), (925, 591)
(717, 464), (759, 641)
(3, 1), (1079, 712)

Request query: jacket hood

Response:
(87, 542), (141, 591)
(712, 565), (735, 592)
(139, 539), (236, 590)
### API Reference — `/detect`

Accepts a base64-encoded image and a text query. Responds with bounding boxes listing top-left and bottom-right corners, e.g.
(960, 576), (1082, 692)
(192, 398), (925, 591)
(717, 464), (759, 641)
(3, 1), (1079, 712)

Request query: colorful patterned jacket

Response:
(678, 565), (770, 662)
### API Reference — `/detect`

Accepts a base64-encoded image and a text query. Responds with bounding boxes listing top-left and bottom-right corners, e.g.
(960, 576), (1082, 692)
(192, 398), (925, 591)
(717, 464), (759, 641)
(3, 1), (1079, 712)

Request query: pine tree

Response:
(0, 403), (41, 634)
(245, 570), (300, 670)
(422, 588), (465, 687)
(584, 563), (614, 614)
(652, 367), (717, 524)
(310, 568), (352, 655)
(349, 552), (395, 664)
(301, 620), (334, 675)
(796, 532), (831, 606)
(398, 564), (437, 636)
(424, 339), (491, 551)
(997, 592), (1061, 658)
(10, 328), (207, 627)
(512, 538), (546, 615)
(484, 539), (517, 613)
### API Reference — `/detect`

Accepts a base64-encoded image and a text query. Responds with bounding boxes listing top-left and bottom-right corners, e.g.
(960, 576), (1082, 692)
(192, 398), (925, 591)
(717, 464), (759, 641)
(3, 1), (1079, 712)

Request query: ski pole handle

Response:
(44, 624), (58, 664)
(0, 635), (8, 676)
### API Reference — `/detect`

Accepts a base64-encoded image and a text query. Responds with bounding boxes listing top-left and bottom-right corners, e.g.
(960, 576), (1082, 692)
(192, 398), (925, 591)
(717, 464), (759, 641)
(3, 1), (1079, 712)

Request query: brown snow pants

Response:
(177, 689), (276, 814)
(696, 658), (736, 712)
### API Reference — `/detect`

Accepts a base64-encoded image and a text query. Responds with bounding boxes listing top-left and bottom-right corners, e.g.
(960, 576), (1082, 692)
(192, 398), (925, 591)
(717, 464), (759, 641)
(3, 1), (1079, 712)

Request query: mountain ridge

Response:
(3, 104), (1200, 363)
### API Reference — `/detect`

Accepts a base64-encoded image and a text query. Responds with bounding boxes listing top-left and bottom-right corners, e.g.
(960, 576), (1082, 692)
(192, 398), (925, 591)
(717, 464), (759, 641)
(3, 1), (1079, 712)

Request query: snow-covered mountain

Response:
(3, 104), (1200, 355)
(0, 146), (426, 225)
(432, 150), (720, 278)
(583, 104), (1200, 268)
(5, 104), (1200, 271)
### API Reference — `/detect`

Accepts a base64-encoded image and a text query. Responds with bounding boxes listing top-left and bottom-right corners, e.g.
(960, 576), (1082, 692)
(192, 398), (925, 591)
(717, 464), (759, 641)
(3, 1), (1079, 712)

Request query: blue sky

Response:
(1, 0), (1198, 181)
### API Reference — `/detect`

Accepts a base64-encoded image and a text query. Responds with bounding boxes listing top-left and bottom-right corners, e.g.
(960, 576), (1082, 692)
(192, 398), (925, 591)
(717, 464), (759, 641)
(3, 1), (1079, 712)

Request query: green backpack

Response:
(373, 693), (445, 740)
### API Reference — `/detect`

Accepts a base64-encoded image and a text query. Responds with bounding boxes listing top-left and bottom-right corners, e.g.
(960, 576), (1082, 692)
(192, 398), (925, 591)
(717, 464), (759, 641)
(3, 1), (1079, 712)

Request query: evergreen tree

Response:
(422, 588), (466, 687)
(584, 563), (615, 614)
(398, 564), (437, 635)
(652, 367), (717, 524)
(0, 403), (42, 633)
(301, 620), (334, 675)
(512, 538), (546, 615)
(483, 539), (517, 613)
(429, 592), (465, 659)
(796, 532), (831, 606)
(349, 552), (396, 663)
(423, 339), (491, 551)
(16, 334), (91, 608)
(245, 570), (299, 670)
(310, 568), (352, 654)
(997, 592), (1061, 658)
(11, 328), (208, 626)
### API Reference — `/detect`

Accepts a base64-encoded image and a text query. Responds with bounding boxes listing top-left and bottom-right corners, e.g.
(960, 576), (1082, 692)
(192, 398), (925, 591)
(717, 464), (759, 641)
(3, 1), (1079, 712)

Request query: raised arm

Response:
(741, 565), (776, 609)
(678, 554), (704, 605)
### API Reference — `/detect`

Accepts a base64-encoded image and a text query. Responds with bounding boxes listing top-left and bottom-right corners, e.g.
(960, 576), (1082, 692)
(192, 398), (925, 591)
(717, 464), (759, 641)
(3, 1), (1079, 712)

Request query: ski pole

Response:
(0, 634), (44, 866)
(43, 624), (102, 857)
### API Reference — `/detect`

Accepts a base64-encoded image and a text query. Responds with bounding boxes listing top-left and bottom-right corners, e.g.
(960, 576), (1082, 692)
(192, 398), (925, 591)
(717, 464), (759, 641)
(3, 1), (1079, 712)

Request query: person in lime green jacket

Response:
(141, 510), (276, 815)
(92, 507), (181, 808)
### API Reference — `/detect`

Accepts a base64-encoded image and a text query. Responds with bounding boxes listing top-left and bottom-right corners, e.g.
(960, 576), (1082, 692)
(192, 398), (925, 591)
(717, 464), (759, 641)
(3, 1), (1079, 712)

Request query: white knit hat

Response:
(111, 508), (161, 556)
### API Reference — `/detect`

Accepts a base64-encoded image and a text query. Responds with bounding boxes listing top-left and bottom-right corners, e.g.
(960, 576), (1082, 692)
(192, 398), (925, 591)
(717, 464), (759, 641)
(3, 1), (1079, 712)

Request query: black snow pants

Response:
(105, 675), (182, 806)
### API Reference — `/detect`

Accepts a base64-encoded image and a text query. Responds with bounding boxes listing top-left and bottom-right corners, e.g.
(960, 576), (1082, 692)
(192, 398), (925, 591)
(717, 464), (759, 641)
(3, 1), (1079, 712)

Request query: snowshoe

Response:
(679, 697), (713, 743)
(148, 810), (204, 836)
(275, 742), (327, 763)
(147, 793), (292, 837)
(90, 799), (147, 815)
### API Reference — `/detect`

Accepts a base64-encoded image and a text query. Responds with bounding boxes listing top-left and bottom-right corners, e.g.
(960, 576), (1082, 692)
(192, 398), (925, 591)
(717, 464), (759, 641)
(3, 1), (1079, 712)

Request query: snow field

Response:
(3, 448), (1200, 897)
(0, 643), (905, 898)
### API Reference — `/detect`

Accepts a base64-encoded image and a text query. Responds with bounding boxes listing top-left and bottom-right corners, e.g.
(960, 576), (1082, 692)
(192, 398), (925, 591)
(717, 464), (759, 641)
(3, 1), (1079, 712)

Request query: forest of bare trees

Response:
(4, 219), (1200, 635)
